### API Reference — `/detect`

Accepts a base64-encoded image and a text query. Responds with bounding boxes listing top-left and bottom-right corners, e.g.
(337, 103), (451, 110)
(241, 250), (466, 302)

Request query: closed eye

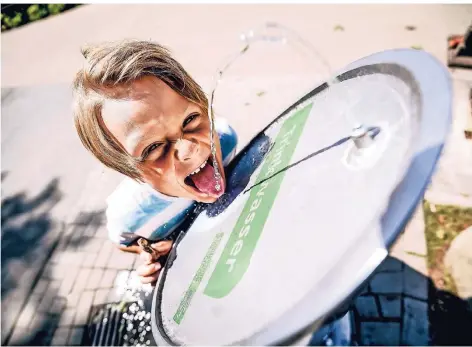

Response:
(183, 113), (200, 128)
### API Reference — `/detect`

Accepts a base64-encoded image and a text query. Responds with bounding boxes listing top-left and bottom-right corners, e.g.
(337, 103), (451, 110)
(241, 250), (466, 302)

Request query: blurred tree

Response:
(2, 11), (22, 29)
(47, 4), (65, 15)
(27, 4), (47, 22)
(1, 4), (82, 32)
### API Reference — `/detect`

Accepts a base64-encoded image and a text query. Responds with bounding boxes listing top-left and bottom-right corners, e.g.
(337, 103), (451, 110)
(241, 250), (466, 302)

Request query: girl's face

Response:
(101, 76), (226, 203)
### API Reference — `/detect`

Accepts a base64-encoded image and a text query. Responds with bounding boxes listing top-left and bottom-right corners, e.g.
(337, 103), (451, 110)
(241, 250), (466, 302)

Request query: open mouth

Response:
(184, 157), (225, 198)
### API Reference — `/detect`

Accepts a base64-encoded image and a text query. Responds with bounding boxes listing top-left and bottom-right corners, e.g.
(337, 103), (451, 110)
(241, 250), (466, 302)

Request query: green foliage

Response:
(424, 201), (472, 293)
(47, 4), (66, 15)
(1, 4), (81, 32)
(27, 4), (48, 22)
(2, 12), (23, 29)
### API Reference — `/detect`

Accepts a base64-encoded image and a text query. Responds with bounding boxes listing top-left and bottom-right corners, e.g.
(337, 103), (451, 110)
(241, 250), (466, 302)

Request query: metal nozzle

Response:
(350, 124), (380, 149)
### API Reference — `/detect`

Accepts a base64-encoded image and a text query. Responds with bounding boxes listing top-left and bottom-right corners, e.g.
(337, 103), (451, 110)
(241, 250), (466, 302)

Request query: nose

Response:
(174, 138), (198, 162)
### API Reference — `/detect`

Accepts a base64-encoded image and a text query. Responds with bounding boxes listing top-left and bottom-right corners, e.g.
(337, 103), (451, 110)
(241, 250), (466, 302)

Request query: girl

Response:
(73, 39), (238, 284)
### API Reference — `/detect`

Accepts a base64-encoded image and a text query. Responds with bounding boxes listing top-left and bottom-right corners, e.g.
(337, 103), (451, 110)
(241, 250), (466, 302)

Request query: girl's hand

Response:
(136, 240), (173, 284)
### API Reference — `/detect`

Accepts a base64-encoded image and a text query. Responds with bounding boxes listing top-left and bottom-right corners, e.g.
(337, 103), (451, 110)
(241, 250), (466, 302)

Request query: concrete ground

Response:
(2, 4), (472, 346)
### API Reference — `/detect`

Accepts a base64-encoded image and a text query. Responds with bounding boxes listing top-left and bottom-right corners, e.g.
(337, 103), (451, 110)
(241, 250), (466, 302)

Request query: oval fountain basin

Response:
(151, 49), (452, 346)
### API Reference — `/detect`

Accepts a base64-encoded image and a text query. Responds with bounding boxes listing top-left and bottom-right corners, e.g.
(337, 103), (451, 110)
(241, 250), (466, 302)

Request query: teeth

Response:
(189, 161), (207, 176)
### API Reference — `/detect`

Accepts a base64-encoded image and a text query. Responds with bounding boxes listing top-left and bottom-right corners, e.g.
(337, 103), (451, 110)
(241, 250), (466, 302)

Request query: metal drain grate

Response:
(85, 302), (129, 346)
(85, 301), (156, 346)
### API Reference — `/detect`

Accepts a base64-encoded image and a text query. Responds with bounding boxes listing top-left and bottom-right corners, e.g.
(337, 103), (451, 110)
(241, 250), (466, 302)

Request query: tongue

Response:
(190, 163), (223, 196)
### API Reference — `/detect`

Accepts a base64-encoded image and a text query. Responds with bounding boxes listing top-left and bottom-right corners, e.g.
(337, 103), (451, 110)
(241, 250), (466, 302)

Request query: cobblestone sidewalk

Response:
(5, 208), (431, 346)
(7, 212), (139, 346)
(353, 255), (429, 346)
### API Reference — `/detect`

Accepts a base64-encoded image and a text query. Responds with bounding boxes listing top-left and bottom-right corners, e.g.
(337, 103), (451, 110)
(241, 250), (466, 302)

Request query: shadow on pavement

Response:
(350, 255), (472, 346)
(1, 176), (62, 298)
(1, 172), (107, 345)
(17, 210), (107, 346)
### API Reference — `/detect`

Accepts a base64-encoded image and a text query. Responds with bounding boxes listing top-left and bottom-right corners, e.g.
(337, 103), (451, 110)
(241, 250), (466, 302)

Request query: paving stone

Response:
(33, 279), (49, 296)
(94, 241), (114, 268)
(49, 280), (61, 292)
(16, 268), (45, 297)
(50, 251), (85, 266)
(83, 224), (98, 238)
(2, 294), (18, 318)
(354, 295), (379, 318)
(95, 225), (110, 239)
(51, 327), (70, 346)
(58, 270), (77, 296)
(38, 281), (60, 312)
(15, 294), (41, 328)
(28, 312), (45, 332)
(375, 256), (403, 272)
(369, 272), (403, 294)
(401, 204), (426, 258)
(80, 237), (105, 253)
(58, 308), (76, 327)
(68, 230), (88, 251)
(32, 314), (60, 345)
(403, 265), (428, 301)
(361, 322), (400, 346)
(5, 259), (29, 283)
(99, 269), (117, 288)
(43, 262), (72, 280)
(86, 268), (104, 289)
(1, 290), (25, 330)
(358, 283), (370, 295)
(94, 289), (111, 306)
(68, 327), (85, 346)
(49, 297), (67, 315)
(107, 248), (135, 269)
(378, 294), (401, 318)
(53, 233), (73, 253)
(82, 251), (98, 268)
(402, 297), (429, 345)
(72, 268), (92, 293)
(74, 291), (95, 326)
(390, 206), (428, 276)
(8, 325), (32, 346)
(66, 292), (81, 308)
(29, 244), (51, 263)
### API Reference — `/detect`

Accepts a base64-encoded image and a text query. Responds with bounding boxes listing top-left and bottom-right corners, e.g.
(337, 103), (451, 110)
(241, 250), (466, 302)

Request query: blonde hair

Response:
(72, 39), (208, 181)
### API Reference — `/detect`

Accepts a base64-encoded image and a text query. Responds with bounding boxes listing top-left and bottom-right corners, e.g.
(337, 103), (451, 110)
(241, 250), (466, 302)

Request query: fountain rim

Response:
(150, 48), (452, 346)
